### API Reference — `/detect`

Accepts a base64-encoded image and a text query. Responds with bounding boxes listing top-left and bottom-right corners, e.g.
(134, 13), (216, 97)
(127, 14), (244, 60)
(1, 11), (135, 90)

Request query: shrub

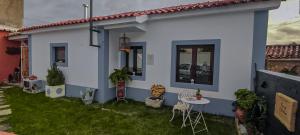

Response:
(234, 89), (257, 111)
(46, 64), (65, 86)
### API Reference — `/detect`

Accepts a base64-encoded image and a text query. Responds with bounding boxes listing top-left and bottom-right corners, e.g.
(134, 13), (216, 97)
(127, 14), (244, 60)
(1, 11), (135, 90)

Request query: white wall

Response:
(31, 28), (98, 88)
(109, 11), (254, 101)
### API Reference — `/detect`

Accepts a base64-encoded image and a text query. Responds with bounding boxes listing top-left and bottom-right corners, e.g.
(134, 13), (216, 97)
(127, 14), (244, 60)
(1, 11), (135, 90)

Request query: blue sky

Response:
(24, 0), (300, 45)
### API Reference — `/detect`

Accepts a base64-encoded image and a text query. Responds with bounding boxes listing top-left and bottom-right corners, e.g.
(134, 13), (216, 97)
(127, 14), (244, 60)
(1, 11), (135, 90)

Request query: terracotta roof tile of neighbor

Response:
(0, 25), (18, 32)
(266, 44), (300, 59)
(19, 0), (267, 32)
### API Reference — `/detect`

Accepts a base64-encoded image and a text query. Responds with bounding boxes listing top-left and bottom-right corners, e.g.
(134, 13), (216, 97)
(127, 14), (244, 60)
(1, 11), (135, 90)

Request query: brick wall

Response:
(266, 60), (300, 75)
(0, 0), (23, 28)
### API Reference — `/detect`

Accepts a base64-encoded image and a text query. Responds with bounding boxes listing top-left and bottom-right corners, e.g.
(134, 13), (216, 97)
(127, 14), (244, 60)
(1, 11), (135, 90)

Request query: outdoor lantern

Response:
(119, 33), (130, 53)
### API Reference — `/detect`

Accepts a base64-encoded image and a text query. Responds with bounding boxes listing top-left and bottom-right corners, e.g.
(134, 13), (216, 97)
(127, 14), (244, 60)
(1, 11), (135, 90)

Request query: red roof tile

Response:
(19, 0), (267, 32)
(266, 44), (300, 60)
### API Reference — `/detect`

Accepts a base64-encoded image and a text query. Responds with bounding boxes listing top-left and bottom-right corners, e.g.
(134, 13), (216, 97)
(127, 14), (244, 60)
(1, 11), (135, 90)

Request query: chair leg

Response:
(169, 109), (176, 122)
(181, 110), (186, 128)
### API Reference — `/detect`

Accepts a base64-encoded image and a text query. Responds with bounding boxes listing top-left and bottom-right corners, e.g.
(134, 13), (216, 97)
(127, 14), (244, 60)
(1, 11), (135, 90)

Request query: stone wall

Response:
(266, 60), (300, 75)
(0, 0), (23, 28)
(256, 70), (300, 135)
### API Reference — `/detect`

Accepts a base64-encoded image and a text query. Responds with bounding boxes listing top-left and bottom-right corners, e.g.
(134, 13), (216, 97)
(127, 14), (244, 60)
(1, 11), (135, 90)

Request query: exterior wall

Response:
(31, 28), (98, 90)
(256, 70), (300, 135)
(109, 11), (254, 101)
(266, 60), (300, 75)
(0, 31), (20, 82)
(0, 0), (23, 28)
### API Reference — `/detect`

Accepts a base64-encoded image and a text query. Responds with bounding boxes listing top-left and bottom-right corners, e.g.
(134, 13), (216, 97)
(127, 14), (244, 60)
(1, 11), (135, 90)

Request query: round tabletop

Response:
(181, 97), (210, 105)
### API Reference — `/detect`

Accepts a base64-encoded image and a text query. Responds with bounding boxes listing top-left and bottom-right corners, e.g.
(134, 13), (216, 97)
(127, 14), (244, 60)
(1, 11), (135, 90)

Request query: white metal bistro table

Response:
(181, 97), (210, 135)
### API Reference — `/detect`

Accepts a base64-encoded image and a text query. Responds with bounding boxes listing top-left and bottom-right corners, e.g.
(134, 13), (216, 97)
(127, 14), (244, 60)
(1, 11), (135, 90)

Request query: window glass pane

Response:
(136, 48), (143, 75)
(126, 46), (143, 76)
(55, 47), (65, 63)
(128, 49), (134, 74)
(175, 45), (214, 85)
(195, 46), (214, 85)
(177, 47), (192, 83)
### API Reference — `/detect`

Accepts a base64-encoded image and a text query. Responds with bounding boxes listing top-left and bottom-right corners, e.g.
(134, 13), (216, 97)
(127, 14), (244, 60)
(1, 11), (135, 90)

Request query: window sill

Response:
(56, 62), (68, 67)
(131, 75), (145, 81)
(170, 81), (218, 91)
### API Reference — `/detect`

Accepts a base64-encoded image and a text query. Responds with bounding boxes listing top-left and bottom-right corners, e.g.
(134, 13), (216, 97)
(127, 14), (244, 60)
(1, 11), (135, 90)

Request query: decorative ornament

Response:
(119, 33), (130, 53)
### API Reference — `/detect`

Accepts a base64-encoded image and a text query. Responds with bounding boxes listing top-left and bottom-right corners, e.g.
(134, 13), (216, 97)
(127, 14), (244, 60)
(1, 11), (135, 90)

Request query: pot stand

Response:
(116, 87), (127, 102)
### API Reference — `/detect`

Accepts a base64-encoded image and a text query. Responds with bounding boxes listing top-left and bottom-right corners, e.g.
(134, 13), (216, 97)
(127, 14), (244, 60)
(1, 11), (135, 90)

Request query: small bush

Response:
(234, 89), (257, 111)
(46, 64), (65, 86)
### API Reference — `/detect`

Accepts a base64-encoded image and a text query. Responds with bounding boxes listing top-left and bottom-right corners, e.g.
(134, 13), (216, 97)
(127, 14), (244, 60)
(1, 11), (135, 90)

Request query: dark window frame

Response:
(170, 39), (220, 91)
(50, 43), (68, 67)
(121, 42), (146, 81)
(125, 46), (143, 76)
(175, 45), (215, 85)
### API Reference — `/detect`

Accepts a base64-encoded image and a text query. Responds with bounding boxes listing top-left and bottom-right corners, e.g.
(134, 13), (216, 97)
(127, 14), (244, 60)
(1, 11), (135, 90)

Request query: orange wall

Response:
(0, 31), (20, 82)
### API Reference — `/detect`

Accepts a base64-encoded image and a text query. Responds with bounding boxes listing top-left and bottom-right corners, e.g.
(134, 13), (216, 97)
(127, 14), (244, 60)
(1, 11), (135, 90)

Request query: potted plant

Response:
(109, 67), (132, 101)
(234, 89), (257, 123)
(196, 89), (202, 100)
(45, 64), (65, 98)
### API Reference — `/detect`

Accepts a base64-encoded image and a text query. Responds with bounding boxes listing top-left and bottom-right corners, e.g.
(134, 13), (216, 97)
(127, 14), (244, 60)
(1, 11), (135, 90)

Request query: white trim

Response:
(8, 34), (28, 41)
(267, 59), (300, 61)
(258, 70), (300, 82)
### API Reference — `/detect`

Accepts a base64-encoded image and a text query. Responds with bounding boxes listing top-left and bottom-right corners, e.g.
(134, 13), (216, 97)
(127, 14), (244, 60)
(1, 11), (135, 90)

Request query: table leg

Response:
(181, 105), (193, 128)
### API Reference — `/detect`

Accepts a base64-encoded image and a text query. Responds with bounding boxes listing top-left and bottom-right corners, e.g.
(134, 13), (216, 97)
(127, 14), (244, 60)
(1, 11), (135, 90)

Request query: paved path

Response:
(0, 86), (14, 134)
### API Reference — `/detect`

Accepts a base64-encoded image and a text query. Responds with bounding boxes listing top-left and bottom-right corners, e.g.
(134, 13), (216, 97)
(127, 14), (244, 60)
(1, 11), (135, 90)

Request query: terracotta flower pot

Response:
(235, 107), (246, 123)
(196, 95), (202, 100)
(117, 81), (125, 98)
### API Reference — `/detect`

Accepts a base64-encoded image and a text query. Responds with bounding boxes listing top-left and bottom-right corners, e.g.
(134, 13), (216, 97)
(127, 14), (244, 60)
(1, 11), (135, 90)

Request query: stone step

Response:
(0, 99), (6, 103)
(0, 117), (8, 123)
(0, 95), (4, 98)
(0, 105), (10, 110)
(0, 124), (11, 131)
(0, 86), (13, 89)
(0, 109), (11, 116)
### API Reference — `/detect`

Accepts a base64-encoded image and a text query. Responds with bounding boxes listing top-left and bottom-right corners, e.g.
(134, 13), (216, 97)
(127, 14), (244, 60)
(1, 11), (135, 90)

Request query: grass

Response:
(3, 87), (236, 135)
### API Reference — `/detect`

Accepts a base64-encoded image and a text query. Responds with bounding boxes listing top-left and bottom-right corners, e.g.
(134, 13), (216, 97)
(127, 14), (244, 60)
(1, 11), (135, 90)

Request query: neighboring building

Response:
(0, 0), (23, 28)
(266, 44), (300, 75)
(0, 25), (20, 82)
(0, 0), (23, 83)
(10, 0), (281, 116)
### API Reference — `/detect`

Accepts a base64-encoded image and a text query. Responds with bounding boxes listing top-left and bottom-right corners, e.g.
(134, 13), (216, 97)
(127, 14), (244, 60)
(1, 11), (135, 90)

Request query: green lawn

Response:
(3, 87), (236, 135)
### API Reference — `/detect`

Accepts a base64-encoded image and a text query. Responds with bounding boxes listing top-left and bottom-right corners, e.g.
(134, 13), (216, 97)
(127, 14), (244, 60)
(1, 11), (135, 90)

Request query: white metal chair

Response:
(169, 90), (194, 127)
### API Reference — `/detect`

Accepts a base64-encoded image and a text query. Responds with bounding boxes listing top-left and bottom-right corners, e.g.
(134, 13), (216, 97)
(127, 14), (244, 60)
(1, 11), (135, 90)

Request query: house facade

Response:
(12, 0), (281, 116)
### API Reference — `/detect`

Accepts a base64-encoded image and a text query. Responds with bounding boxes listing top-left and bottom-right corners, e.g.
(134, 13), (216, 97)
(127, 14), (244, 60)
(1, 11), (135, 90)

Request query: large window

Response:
(171, 39), (220, 91)
(122, 42), (146, 80)
(50, 43), (68, 67)
(176, 45), (214, 85)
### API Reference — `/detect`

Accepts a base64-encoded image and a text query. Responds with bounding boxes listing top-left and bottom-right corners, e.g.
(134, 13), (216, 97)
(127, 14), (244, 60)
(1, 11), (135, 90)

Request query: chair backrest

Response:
(178, 90), (195, 101)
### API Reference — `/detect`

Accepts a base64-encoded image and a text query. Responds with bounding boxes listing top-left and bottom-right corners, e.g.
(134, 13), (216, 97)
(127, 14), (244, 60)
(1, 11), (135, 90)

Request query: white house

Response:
(11, 0), (281, 116)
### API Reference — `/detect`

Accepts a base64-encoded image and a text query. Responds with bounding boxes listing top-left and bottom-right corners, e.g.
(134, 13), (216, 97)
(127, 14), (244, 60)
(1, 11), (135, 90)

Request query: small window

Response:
(50, 43), (68, 67)
(54, 47), (66, 63)
(176, 45), (214, 85)
(121, 42), (146, 80)
(125, 46), (143, 76)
